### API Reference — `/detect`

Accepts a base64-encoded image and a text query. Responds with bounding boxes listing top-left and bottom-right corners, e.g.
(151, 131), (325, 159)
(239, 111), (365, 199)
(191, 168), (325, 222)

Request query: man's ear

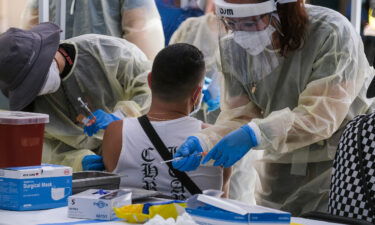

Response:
(148, 72), (152, 88)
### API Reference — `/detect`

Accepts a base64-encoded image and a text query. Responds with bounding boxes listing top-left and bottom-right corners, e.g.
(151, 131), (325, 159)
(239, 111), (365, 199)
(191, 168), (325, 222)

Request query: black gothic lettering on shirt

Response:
(167, 146), (178, 155)
(141, 147), (156, 162)
(142, 163), (158, 191)
(142, 163), (158, 179)
(170, 178), (185, 194)
(142, 180), (157, 191)
(172, 193), (186, 200)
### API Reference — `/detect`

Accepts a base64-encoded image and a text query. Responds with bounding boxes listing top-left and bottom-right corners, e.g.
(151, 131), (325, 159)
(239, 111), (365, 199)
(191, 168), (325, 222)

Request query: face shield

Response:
(180, 0), (206, 11)
(215, 0), (295, 88)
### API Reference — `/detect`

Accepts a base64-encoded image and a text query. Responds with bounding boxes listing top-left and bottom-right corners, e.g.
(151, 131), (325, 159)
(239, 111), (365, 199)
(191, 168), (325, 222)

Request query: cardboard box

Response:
(68, 189), (132, 221)
(186, 195), (291, 225)
(0, 164), (72, 211)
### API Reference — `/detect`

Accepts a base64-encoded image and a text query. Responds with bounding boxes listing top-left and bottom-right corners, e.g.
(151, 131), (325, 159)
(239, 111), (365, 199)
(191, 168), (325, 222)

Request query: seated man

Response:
(0, 23), (151, 172)
(170, 11), (259, 205)
(102, 43), (230, 199)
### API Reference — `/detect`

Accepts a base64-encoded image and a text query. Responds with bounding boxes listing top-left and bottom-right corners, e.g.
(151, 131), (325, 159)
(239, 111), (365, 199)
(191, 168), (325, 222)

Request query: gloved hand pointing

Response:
(84, 109), (120, 136)
(201, 124), (258, 168)
(172, 136), (204, 171)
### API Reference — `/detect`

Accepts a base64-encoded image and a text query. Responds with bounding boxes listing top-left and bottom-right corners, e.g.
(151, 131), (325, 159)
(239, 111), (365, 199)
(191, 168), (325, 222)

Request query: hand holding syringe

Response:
(77, 97), (96, 126)
(160, 152), (207, 164)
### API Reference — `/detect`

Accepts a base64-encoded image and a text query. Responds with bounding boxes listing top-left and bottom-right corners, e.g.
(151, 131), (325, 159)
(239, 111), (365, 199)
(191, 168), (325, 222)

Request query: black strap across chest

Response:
(137, 115), (202, 195)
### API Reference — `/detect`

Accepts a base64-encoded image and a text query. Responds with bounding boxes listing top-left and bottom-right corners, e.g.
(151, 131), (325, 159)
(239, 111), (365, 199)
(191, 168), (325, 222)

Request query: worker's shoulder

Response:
(65, 34), (132, 48)
(306, 5), (359, 46)
(307, 5), (354, 34)
(178, 13), (214, 31)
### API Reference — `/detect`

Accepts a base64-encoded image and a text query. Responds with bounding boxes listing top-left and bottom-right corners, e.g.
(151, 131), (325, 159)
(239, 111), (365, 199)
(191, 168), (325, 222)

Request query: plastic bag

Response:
(114, 200), (187, 223)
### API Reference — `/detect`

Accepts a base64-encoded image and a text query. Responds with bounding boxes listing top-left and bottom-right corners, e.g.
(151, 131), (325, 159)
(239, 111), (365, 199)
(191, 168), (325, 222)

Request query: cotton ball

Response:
(144, 215), (178, 225)
(175, 213), (199, 225)
(165, 217), (176, 225)
(144, 215), (167, 225)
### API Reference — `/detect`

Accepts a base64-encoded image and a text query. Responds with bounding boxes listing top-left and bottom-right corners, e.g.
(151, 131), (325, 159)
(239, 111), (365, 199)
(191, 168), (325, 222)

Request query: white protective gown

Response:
(196, 5), (375, 215)
(33, 34), (151, 172)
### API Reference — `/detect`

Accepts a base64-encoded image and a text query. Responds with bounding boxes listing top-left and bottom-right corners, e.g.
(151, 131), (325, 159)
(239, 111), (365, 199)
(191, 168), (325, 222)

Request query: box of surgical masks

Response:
(0, 164), (72, 211)
(68, 189), (132, 220)
(186, 195), (291, 225)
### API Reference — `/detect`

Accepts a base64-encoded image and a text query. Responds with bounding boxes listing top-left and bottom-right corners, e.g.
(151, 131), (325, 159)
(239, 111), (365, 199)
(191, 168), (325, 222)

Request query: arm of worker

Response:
(121, 1), (164, 60)
(42, 135), (100, 172)
(247, 28), (374, 154)
(195, 77), (262, 152)
(203, 23), (374, 159)
(102, 120), (123, 172)
(113, 37), (152, 118)
(81, 36), (151, 137)
(113, 70), (151, 118)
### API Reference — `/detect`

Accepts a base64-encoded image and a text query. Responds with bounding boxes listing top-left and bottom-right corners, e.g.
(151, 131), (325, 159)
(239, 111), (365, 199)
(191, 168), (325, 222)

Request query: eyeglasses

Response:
(221, 14), (271, 32)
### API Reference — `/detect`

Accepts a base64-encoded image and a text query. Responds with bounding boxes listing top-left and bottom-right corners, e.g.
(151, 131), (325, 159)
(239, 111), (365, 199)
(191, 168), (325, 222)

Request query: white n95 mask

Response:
(38, 60), (61, 96)
(233, 25), (276, 56)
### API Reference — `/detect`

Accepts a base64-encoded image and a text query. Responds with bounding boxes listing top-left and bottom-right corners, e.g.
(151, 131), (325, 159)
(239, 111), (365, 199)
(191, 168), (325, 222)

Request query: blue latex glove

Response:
(202, 77), (220, 112)
(172, 136), (203, 171)
(202, 89), (220, 112)
(201, 125), (258, 168)
(82, 155), (105, 171)
(83, 109), (120, 136)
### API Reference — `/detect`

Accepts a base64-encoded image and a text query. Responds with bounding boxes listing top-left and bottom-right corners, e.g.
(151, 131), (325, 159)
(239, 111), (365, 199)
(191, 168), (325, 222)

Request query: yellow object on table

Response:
(114, 200), (187, 223)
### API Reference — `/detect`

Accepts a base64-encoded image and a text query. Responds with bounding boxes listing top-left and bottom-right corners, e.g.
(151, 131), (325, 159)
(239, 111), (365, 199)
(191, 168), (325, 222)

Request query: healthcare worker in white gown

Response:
(172, 0), (375, 216)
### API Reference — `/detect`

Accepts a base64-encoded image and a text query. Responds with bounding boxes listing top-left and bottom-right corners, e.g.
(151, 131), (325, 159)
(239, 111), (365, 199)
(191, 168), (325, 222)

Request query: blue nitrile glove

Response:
(202, 77), (220, 112)
(82, 155), (105, 171)
(83, 109), (120, 136)
(172, 136), (203, 172)
(201, 125), (258, 168)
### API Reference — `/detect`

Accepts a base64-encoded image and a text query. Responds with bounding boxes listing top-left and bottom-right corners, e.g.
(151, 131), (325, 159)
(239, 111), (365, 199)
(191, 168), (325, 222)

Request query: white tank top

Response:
(113, 116), (223, 199)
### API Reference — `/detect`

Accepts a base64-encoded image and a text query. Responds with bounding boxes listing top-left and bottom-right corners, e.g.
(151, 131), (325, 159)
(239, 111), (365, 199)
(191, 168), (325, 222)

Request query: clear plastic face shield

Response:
(180, 0), (206, 10)
(215, 0), (295, 89)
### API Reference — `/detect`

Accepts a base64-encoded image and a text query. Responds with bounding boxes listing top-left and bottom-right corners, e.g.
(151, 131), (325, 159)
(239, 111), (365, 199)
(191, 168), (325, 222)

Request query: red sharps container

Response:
(0, 111), (49, 168)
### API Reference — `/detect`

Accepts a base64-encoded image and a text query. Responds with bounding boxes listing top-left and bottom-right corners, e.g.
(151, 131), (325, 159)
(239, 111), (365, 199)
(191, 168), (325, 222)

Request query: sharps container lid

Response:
(0, 111), (49, 125)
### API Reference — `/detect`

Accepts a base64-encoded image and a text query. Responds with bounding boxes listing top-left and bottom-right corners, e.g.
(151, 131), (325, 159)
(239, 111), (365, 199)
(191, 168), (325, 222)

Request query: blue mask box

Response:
(0, 164), (72, 211)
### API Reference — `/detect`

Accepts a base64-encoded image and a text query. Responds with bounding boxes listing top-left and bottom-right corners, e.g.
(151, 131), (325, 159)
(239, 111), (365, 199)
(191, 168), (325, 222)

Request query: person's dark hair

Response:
(276, 0), (309, 56)
(151, 43), (205, 102)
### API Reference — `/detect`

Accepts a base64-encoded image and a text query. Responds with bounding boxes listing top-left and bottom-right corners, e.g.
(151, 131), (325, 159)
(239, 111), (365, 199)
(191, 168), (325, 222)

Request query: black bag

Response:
(329, 113), (375, 223)
(137, 115), (202, 196)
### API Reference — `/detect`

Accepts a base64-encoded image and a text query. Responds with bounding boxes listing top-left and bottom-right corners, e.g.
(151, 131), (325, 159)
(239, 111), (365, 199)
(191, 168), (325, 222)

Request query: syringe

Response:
(77, 97), (95, 118)
(77, 97), (96, 126)
(160, 152), (207, 164)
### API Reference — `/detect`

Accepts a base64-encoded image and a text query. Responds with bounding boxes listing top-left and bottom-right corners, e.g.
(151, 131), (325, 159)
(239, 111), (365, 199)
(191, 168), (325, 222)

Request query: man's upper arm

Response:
(102, 120), (123, 172)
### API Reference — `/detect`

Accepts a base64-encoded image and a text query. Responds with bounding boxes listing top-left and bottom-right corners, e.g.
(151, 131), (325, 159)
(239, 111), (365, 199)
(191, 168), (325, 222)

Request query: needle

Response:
(160, 152), (207, 164)
(77, 97), (96, 118)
